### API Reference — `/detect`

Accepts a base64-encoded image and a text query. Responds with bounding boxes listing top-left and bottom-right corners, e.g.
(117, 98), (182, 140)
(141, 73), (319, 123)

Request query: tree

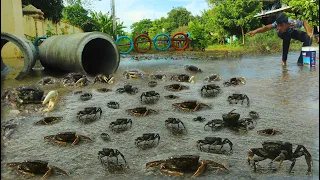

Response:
(149, 18), (167, 38)
(188, 19), (209, 49)
(165, 7), (193, 33)
(62, 3), (95, 31)
(282, 0), (319, 27)
(130, 19), (153, 39)
(22, 0), (64, 22)
(209, 0), (262, 44)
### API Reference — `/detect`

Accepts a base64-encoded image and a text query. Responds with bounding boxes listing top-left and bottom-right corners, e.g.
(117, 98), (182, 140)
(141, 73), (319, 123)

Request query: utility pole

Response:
(111, 0), (116, 36)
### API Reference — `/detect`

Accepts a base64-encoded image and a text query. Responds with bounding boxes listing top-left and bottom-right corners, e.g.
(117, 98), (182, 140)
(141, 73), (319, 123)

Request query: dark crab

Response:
(248, 141), (312, 174)
(165, 118), (187, 134)
(170, 74), (195, 83)
(257, 129), (282, 136)
(141, 91), (160, 104)
(62, 73), (88, 87)
(164, 84), (189, 91)
(96, 88), (112, 93)
(193, 116), (206, 122)
(148, 81), (158, 87)
(77, 107), (102, 124)
(201, 84), (221, 97)
(197, 137), (233, 155)
(109, 118), (132, 132)
(3, 87), (44, 107)
(146, 155), (228, 177)
(34, 117), (63, 125)
(135, 133), (160, 149)
(149, 74), (166, 81)
(44, 132), (92, 145)
(249, 111), (260, 119)
(184, 65), (202, 73)
(6, 160), (68, 179)
(223, 77), (246, 87)
(100, 133), (111, 141)
(204, 74), (221, 82)
(172, 101), (211, 112)
(107, 101), (120, 109)
(164, 94), (179, 99)
(204, 119), (225, 131)
(126, 107), (157, 117)
(227, 93), (250, 106)
(116, 84), (138, 95)
(94, 74), (115, 84)
(123, 69), (144, 79)
(80, 93), (92, 101)
(98, 148), (128, 171)
(38, 77), (56, 85)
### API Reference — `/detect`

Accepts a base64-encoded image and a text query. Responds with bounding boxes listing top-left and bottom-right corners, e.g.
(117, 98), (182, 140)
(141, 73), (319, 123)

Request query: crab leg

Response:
(17, 170), (36, 178)
(51, 165), (69, 176)
(160, 164), (184, 177)
(192, 161), (206, 177)
(41, 167), (52, 179)
(193, 104), (200, 112)
(72, 136), (81, 145)
(271, 151), (286, 169)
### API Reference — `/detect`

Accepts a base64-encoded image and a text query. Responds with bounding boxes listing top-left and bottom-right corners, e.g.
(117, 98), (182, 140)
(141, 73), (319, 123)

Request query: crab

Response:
(223, 77), (246, 87)
(42, 90), (58, 112)
(184, 65), (202, 73)
(6, 160), (68, 179)
(96, 88), (112, 93)
(148, 81), (157, 87)
(126, 107), (157, 117)
(227, 93), (250, 106)
(141, 91), (160, 104)
(257, 129), (282, 136)
(107, 101), (120, 109)
(200, 84), (221, 97)
(73, 91), (83, 95)
(248, 141), (312, 174)
(1, 119), (18, 141)
(100, 133), (111, 141)
(80, 93), (92, 101)
(203, 109), (256, 133)
(44, 132), (92, 145)
(149, 74), (166, 81)
(204, 74), (221, 82)
(38, 77), (56, 85)
(193, 116), (206, 122)
(109, 118), (132, 132)
(164, 94), (179, 99)
(116, 84), (138, 95)
(172, 101), (211, 112)
(94, 74), (115, 84)
(165, 118), (187, 134)
(98, 148), (128, 170)
(77, 107), (102, 124)
(249, 111), (260, 119)
(62, 73), (88, 87)
(197, 137), (233, 155)
(146, 155), (228, 177)
(170, 74), (195, 83)
(164, 84), (189, 91)
(123, 69), (144, 79)
(34, 117), (63, 125)
(135, 133), (160, 149)
(3, 87), (44, 107)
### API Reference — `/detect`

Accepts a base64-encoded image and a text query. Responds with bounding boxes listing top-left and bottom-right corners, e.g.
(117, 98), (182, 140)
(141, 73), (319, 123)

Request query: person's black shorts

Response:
(314, 26), (319, 36)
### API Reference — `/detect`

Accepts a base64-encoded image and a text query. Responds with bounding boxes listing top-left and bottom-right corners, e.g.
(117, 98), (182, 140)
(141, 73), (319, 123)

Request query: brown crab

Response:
(172, 101), (211, 112)
(62, 73), (89, 87)
(257, 128), (282, 136)
(7, 160), (68, 179)
(2, 87), (44, 107)
(164, 84), (189, 91)
(123, 69), (144, 79)
(34, 117), (63, 125)
(44, 132), (92, 145)
(170, 74), (195, 83)
(94, 74), (115, 84)
(146, 155), (228, 177)
(126, 107), (157, 117)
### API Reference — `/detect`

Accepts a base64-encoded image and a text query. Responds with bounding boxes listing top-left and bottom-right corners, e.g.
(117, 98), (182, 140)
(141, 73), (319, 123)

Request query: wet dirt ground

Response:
(1, 51), (319, 180)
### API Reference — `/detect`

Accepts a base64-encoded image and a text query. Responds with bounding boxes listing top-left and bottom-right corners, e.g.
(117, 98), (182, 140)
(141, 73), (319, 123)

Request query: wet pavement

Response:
(1, 51), (319, 180)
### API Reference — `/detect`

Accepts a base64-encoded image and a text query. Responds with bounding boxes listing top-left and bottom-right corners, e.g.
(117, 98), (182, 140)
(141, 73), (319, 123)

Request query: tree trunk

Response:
(241, 26), (245, 45)
(230, 36), (232, 44)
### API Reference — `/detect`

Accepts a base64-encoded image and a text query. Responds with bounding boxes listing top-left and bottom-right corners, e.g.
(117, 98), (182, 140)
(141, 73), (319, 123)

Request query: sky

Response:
(90, 0), (209, 33)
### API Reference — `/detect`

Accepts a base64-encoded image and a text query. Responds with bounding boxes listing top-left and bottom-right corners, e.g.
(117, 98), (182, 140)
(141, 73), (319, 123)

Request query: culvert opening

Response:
(1, 40), (24, 74)
(82, 38), (117, 76)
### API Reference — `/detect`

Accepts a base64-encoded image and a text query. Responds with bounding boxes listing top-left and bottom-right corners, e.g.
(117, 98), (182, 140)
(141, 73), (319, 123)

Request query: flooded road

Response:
(1, 51), (319, 180)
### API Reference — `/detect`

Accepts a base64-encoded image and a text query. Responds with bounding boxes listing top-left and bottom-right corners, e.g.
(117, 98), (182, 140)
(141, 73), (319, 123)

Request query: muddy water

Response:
(1, 51), (319, 180)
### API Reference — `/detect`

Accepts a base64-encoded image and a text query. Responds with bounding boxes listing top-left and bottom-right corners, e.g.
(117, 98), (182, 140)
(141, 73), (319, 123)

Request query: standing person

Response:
(248, 13), (313, 66)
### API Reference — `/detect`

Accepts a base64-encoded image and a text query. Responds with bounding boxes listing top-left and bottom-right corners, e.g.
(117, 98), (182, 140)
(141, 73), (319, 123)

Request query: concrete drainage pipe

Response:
(39, 32), (120, 76)
(1, 32), (38, 80)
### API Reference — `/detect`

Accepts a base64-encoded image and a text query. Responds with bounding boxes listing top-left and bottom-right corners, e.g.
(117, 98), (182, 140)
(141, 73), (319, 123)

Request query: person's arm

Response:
(303, 21), (313, 37)
(248, 24), (273, 37)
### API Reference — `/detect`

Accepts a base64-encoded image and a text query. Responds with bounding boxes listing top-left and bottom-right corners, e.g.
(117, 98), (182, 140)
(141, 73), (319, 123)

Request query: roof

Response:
(254, 6), (293, 18)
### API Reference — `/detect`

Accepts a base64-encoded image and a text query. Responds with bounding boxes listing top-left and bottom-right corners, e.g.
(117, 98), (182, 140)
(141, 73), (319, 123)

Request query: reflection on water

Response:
(1, 51), (319, 180)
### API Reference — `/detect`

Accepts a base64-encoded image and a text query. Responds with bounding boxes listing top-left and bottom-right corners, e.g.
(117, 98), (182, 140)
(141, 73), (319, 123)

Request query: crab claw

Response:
(75, 77), (88, 87)
(188, 76), (195, 83)
(42, 90), (58, 112)
(107, 77), (115, 84)
(239, 77), (246, 85)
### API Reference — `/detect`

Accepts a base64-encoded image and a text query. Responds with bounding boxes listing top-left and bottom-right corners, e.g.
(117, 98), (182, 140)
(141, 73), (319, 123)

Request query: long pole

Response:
(111, 0), (116, 35)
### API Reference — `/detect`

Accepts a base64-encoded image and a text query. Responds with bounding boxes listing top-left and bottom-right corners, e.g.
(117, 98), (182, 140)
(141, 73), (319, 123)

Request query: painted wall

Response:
(1, 0), (84, 59)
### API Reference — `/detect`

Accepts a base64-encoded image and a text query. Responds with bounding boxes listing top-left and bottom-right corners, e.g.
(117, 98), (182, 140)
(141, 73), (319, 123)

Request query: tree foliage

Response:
(130, 19), (153, 39)
(62, 3), (95, 31)
(165, 7), (193, 33)
(22, 0), (64, 23)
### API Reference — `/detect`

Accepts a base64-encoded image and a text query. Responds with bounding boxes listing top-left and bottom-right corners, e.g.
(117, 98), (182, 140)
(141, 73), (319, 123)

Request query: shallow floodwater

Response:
(1, 51), (319, 180)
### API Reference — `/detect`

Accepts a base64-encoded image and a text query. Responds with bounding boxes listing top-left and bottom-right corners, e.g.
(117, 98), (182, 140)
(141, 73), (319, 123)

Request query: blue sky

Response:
(90, 0), (209, 32)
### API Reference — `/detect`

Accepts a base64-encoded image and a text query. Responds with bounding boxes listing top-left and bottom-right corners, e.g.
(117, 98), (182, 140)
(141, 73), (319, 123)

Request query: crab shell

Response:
(172, 101), (210, 112)
(257, 129), (282, 136)
(126, 107), (157, 117)
(44, 132), (92, 145)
